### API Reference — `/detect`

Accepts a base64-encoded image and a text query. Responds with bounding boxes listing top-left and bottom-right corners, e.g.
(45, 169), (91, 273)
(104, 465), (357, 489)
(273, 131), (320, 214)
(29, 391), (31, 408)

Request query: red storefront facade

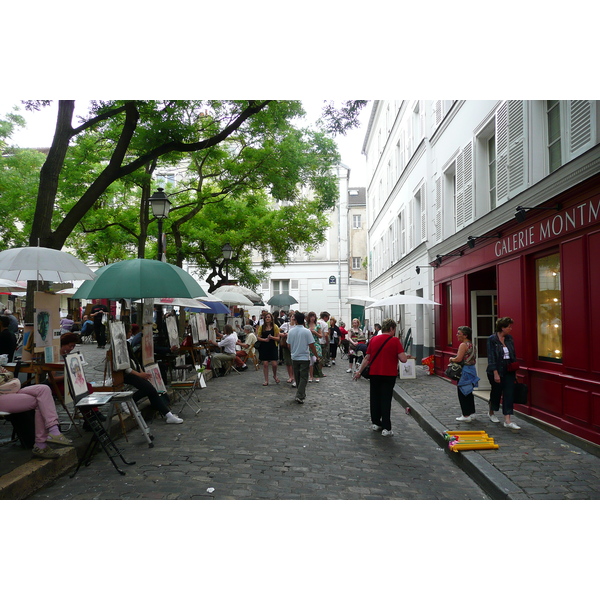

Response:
(434, 173), (600, 446)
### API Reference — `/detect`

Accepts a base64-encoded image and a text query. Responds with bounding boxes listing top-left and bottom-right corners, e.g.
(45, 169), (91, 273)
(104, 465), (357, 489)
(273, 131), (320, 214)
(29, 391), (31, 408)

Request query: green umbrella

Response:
(71, 259), (206, 300)
(267, 293), (298, 307)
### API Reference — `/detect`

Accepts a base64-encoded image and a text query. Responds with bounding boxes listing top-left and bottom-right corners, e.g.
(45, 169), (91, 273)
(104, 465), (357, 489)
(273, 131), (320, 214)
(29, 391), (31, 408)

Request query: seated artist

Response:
(121, 339), (183, 424)
(207, 324), (246, 375)
(237, 324), (257, 366)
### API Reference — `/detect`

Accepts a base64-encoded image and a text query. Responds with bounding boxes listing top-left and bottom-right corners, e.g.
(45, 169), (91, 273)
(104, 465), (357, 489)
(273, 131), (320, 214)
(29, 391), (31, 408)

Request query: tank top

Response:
(463, 341), (476, 366)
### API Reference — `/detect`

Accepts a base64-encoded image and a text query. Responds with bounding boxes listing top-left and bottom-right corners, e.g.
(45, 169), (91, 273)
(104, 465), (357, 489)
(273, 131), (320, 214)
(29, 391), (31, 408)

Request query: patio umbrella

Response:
(0, 246), (96, 283)
(368, 293), (440, 308)
(187, 300), (230, 314)
(71, 259), (206, 300)
(0, 278), (27, 293)
(151, 297), (210, 309)
(212, 289), (255, 306)
(267, 293), (298, 307)
(215, 284), (263, 304)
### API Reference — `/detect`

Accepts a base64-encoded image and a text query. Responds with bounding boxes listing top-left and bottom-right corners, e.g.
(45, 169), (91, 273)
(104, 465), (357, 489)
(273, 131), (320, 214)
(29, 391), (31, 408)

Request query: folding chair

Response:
(170, 377), (202, 415)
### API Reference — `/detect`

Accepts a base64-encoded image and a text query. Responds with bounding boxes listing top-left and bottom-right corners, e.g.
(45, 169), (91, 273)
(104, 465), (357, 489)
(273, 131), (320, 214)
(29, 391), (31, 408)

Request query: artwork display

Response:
(142, 323), (154, 366)
(208, 323), (218, 344)
(197, 313), (207, 341)
(110, 321), (130, 371)
(399, 358), (416, 380)
(142, 298), (154, 324)
(190, 313), (199, 344)
(33, 292), (61, 350)
(165, 315), (179, 348)
(65, 352), (89, 402)
(145, 363), (166, 393)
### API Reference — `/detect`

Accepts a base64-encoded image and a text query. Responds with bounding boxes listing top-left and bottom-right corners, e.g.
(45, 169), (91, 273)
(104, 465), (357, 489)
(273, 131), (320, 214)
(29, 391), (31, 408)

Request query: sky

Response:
(0, 99), (371, 188)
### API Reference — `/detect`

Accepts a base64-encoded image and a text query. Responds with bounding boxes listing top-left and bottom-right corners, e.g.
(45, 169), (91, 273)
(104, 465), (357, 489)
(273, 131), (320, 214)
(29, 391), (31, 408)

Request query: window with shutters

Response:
(352, 257), (361, 270)
(352, 214), (362, 229)
(434, 176), (443, 242)
(399, 209), (406, 256)
(495, 100), (527, 205)
(413, 183), (427, 243)
(545, 100), (595, 173)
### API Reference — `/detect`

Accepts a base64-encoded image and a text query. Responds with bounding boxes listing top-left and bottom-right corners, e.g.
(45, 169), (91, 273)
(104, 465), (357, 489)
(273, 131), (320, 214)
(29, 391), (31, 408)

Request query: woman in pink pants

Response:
(0, 381), (73, 459)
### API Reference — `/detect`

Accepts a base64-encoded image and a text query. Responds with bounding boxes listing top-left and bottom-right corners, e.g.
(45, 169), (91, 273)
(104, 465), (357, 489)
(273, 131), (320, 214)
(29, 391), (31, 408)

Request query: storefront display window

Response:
(536, 253), (562, 362)
(446, 283), (452, 346)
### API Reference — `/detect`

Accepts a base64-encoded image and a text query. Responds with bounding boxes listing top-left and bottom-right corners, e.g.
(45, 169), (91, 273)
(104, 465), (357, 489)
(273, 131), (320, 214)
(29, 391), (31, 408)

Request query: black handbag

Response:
(361, 336), (392, 379)
(445, 362), (463, 381)
(514, 382), (528, 404)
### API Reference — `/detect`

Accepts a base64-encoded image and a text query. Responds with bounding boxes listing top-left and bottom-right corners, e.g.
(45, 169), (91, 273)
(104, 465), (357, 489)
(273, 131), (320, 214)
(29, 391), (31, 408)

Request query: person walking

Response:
(318, 311), (330, 367)
(449, 326), (480, 422)
(278, 312), (296, 385)
(287, 311), (319, 404)
(346, 318), (366, 374)
(257, 312), (280, 385)
(90, 303), (109, 349)
(487, 317), (521, 429)
(306, 311), (323, 382)
(353, 318), (408, 437)
(328, 316), (341, 365)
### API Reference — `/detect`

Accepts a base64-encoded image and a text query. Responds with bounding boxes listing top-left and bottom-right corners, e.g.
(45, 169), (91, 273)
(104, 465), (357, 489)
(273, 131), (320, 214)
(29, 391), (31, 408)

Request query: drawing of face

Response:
(37, 311), (50, 341)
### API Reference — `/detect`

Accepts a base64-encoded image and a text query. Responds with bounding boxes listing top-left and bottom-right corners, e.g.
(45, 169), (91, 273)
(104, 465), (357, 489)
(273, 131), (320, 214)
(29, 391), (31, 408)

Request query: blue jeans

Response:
(487, 371), (516, 415)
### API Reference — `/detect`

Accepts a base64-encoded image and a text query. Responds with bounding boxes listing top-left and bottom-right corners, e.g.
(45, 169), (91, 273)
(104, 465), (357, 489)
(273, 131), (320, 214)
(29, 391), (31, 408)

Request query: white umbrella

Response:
(368, 293), (440, 308)
(152, 297), (210, 309)
(346, 296), (378, 306)
(0, 278), (27, 293)
(212, 290), (255, 306)
(215, 284), (262, 304)
(0, 247), (96, 283)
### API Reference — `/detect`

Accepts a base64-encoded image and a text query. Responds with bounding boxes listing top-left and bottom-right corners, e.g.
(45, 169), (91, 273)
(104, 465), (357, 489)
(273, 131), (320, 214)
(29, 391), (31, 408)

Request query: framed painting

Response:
(399, 358), (416, 380)
(190, 313), (200, 344)
(65, 352), (90, 403)
(142, 323), (154, 366)
(145, 363), (166, 393)
(197, 313), (208, 341)
(165, 314), (179, 348)
(110, 321), (130, 371)
(33, 291), (60, 349)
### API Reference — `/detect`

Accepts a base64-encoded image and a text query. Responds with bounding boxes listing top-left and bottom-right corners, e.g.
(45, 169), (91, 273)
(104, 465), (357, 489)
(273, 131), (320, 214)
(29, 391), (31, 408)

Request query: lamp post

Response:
(221, 243), (233, 283)
(149, 188), (172, 262)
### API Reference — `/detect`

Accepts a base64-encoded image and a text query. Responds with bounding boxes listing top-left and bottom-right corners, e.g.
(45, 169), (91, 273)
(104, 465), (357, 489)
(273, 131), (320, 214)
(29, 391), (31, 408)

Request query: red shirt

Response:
(366, 334), (404, 376)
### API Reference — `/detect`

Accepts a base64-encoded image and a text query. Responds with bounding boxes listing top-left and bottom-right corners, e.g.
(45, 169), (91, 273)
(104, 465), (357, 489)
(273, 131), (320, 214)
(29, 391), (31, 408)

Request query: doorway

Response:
(470, 290), (497, 390)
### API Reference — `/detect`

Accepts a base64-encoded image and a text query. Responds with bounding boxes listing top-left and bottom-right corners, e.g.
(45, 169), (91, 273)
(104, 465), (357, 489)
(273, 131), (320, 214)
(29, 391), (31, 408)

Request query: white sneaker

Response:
(371, 424), (383, 431)
(292, 382), (297, 388)
(504, 421), (521, 430)
(489, 413), (500, 423)
(346, 368), (352, 373)
(166, 414), (183, 424)
(455, 415), (472, 422)
(332, 360), (335, 365)
(381, 429), (394, 437)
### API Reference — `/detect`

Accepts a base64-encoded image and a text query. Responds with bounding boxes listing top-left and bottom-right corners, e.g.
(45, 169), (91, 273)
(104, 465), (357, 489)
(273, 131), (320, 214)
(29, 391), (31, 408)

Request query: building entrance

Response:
(470, 290), (497, 389)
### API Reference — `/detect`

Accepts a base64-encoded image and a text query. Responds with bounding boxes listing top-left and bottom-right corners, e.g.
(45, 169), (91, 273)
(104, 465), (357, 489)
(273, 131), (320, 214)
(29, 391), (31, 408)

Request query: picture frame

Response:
(142, 323), (154, 366)
(110, 321), (130, 371)
(399, 358), (416, 380)
(197, 312), (208, 341)
(64, 352), (90, 403)
(145, 363), (166, 393)
(190, 313), (200, 344)
(165, 314), (179, 348)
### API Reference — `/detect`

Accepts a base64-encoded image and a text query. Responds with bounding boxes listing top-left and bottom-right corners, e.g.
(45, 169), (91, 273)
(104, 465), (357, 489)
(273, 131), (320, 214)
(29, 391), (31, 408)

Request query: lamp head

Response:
(467, 237), (476, 249)
(515, 207), (527, 223)
(416, 266), (421, 275)
(148, 188), (172, 219)
(221, 243), (234, 260)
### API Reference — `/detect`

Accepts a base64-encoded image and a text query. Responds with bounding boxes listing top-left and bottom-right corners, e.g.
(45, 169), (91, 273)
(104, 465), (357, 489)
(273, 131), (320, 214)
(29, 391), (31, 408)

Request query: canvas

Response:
(142, 323), (154, 366)
(65, 352), (89, 402)
(165, 314), (179, 348)
(145, 363), (166, 393)
(110, 321), (130, 371)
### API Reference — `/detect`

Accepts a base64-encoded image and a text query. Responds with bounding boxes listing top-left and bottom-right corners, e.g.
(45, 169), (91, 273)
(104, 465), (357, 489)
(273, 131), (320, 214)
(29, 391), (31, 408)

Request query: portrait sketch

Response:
(65, 352), (89, 402)
(165, 315), (179, 348)
(190, 313), (200, 344)
(142, 323), (154, 366)
(145, 363), (166, 393)
(110, 321), (130, 371)
(399, 358), (416, 380)
(197, 313), (208, 341)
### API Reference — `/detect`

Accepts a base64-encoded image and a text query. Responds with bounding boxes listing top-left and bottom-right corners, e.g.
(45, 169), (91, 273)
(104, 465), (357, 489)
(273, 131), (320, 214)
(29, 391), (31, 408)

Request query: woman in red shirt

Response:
(353, 318), (408, 436)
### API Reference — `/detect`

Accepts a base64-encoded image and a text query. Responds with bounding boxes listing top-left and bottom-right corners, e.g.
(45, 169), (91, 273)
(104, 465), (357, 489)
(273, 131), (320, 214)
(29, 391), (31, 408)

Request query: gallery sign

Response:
(494, 197), (600, 258)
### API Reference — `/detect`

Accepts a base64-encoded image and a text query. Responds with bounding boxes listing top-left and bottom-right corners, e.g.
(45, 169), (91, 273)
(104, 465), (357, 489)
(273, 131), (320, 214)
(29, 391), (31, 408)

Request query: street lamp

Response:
(221, 243), (233, 282)
(149, 188), (172, 262)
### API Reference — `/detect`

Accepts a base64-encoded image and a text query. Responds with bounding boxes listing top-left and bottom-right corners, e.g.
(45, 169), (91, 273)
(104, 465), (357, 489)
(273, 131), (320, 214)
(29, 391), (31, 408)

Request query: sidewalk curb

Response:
(393, 383), (529, 500)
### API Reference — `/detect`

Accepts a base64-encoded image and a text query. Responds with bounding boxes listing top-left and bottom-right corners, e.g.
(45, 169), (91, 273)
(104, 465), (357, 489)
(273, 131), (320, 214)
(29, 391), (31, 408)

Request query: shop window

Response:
(536, 253), (562, 362)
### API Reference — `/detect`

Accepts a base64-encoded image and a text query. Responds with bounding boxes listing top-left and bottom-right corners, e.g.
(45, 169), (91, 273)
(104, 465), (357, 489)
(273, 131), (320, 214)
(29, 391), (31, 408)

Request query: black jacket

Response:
(486, 333), (516, 375)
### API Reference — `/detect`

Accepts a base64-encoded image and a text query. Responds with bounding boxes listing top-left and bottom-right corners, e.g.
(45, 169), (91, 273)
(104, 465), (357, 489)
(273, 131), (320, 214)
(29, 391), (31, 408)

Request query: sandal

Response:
(274, 378), (280, 384)
(286, 379), (293, 384)
(263, 382), (269, 386)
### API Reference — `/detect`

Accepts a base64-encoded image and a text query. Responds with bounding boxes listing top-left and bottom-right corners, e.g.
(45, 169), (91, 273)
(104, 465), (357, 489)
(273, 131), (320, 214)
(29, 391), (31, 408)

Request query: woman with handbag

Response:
(487, 317), (521, 429)
(449, 326), (480, 422)
(352, 318), (408, 437)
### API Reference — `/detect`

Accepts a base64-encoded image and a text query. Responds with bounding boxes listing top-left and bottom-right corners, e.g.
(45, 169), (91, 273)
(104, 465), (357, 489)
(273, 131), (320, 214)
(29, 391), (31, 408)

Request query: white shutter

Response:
(495, 100), (527, 204)
(432, 100), (442, 129)
(567, 100), (594, 156)
(455, 152), (465, 229)
(434, 176), (442, 243)
(419, 183), (427, 242)
(507, 100), (527, 196)
(408, 200), (415, 250)
(400, 207), (406, 255)
(462, 142), (474, 226)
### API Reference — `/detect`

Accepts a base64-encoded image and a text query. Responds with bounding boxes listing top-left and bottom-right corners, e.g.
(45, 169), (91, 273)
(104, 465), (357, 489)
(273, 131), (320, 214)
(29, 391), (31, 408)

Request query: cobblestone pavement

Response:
(30, 346), (488, 500)
(393, 367), (600, 500)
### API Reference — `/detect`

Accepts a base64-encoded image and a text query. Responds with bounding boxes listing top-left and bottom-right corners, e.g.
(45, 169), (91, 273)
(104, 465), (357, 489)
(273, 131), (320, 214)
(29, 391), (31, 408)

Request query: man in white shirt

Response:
(318, 311), (330, 367)
(287, 312), (319, 404)
(208, 324), (245, 375)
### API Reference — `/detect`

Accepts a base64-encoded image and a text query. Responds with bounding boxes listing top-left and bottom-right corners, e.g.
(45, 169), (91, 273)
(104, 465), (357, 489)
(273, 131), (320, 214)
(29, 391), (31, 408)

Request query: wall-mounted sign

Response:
(329, 276), (336, 285)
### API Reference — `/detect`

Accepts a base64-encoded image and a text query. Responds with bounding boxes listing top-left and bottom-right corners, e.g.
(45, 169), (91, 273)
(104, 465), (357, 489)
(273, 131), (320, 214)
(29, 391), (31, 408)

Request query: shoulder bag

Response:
(361, 336), (393, 379)
(445, 362), (463, 381)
